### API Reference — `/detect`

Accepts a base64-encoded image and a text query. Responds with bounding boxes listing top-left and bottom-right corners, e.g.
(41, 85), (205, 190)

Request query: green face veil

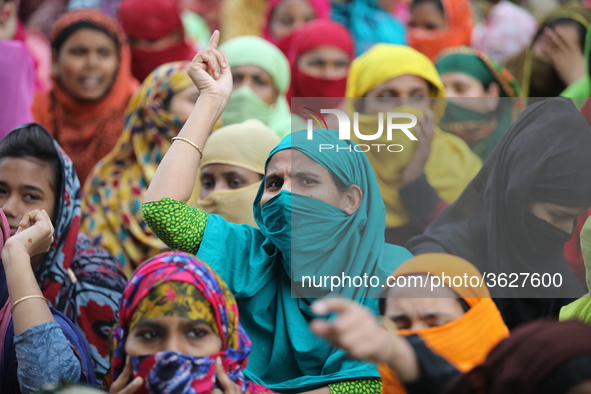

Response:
(220, 36), (295, 138)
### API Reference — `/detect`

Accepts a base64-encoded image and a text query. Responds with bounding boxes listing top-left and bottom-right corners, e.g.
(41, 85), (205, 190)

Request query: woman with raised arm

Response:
(142, 31), (413, 394)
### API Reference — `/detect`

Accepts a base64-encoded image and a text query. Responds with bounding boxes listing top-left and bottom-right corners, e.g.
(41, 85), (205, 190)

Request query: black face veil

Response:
(408, 97), (591, 327)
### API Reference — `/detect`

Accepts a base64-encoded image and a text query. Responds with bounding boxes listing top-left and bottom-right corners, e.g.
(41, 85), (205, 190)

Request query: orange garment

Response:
(379, 254), (509, 394)
(408, 0), (473, 61)
(32, 10), (138, 184)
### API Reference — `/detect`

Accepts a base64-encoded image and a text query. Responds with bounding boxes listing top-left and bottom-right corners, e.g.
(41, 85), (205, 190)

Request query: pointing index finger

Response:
(208, 30), (220, 50)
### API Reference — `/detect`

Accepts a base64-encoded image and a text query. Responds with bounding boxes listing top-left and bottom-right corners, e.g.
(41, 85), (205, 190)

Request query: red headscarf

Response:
(262, 0), (331, 54)
(118, 0), (196, 81)
(31, 10), (138, 185)
(408, 0), (473, 61)
(286, 19), (354, 106)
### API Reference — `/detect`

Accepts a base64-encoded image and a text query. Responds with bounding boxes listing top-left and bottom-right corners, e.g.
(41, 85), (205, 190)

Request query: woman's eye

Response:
(70, 48), (86, 56)
(98, 48), (112, 57)
(308, 59), (325, 68)
(229, 178), (245, 188)
(187, 329), (207, 339)
(24, 194), (40, 201)
(301, 178), (317, 186)
(139, 330), (159, 340)
(0, 188), (7, 195)
(279, 17), (294, 27)
(201, 179), (214, 189)
(254, 77), (270, 87)
(266, 180), (282, 189)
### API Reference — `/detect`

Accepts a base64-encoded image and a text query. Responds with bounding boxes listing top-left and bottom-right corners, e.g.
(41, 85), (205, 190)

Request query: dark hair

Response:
(0, 124), (63, 215)
(545, 18), (587, 51)
(535, 353), (591, 394)
(52, 21), (119, 52)
(411, 0), (444, 16)
(162, 95), (173, 112)
(329, 171), (350, 194)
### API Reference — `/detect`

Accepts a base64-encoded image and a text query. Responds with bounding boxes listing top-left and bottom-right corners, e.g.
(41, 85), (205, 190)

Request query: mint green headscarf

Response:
(560, 215), (591, 324)
(220, 36), (304, 138)
(196, 129), (413, 393)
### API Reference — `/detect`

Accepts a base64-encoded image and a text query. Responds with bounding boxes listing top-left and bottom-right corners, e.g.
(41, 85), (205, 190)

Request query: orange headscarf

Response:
(32, 10), (138, 184)
(408, 0), (473, 61)
(379, 254), (509, 394)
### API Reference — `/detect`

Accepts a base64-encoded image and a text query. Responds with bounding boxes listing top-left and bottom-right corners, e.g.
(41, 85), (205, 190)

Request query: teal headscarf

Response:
(331, 0), (406, 56)
(436, 47), (523, 160)
(220, 36), (304, 138)
(196, 129), (413, 393)
(436, 53), (497, 89)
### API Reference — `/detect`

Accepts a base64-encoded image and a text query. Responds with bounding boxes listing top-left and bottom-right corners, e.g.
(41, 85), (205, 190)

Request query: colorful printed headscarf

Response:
(2, 124), (127, 383)
(81, 62), (194, 275)
(408, 0), (473, 61)
(106, 251), (276, 394)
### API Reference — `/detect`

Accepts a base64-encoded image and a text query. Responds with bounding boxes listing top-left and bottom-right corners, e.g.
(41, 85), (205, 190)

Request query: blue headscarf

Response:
(332, 0), (406, 56)
(197, 129), (412, 393)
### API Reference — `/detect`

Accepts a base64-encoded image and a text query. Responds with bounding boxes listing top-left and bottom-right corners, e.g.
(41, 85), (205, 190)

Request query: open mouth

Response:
(79, 75), (103, 90)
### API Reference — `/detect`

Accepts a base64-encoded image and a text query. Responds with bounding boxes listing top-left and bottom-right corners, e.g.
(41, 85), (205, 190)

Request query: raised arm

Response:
(144, 30), (233, 203)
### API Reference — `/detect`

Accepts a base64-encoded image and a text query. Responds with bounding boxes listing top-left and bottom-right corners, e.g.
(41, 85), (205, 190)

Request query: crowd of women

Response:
(4, 0), (591, 393)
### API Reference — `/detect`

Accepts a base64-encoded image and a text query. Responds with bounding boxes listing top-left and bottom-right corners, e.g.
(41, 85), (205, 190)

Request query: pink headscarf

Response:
(0, 40), (34, 140)
(262, 0), (331, 54)
(471, 1), (538, 63)
(0, 209), (9, 252)
(0, 208), (10, 370)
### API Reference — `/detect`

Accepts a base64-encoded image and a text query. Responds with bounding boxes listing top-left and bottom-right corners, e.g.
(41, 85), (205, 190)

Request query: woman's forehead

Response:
(265, 149), (328, 175)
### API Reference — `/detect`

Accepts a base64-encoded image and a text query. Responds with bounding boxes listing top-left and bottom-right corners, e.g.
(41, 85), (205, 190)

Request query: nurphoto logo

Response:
(302, 107), (418, 153)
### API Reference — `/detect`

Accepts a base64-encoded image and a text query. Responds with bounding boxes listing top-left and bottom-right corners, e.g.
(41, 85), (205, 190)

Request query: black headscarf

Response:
(407, 97), (591, 328)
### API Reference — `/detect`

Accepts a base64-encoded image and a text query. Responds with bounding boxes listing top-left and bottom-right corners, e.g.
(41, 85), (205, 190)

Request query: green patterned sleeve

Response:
(329, 379), (382, 394)
(142, 197), (207, 255)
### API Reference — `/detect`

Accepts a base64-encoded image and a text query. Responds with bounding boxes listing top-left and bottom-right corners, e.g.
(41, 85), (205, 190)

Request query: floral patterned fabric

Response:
(32, 126), (127, 383)
(81, 62), (194, 274)
(106, 251), (277, 394)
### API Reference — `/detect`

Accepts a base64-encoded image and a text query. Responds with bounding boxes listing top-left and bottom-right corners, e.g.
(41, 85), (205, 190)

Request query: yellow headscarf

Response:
(379, 254), (509, 394)
(197, 119), (281, 227)
(346, 44), (481, 228)
(81, 62), (197, 276)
